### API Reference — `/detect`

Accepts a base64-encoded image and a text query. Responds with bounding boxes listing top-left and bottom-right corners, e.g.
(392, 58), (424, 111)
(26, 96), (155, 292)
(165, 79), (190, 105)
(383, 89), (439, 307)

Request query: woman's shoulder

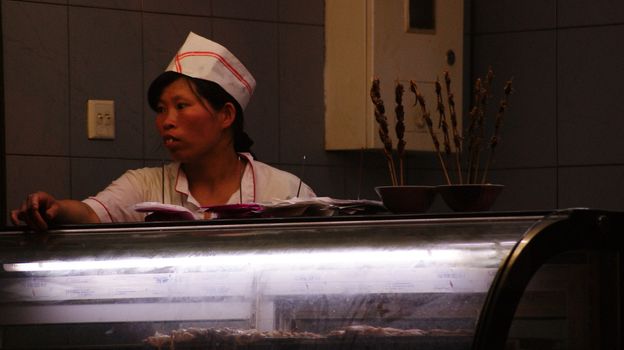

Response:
(247, 158), (315, 199)
(250, 159), (300, 181)
(120, 162), (180, 181)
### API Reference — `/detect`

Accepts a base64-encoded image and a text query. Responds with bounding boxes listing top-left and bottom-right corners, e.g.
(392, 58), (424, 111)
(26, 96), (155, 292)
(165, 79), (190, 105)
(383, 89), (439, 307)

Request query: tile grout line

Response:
(555, 0), (559, 209)
(66, 3), (73, 199)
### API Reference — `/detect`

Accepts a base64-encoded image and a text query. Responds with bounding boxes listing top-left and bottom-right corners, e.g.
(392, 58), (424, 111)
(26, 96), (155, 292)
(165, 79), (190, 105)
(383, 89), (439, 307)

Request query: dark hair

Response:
(147, 71), (254, 154)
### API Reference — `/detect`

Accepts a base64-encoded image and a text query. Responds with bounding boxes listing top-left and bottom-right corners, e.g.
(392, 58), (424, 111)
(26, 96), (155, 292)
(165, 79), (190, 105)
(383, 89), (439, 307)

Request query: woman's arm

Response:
(10, 191), (100, 231)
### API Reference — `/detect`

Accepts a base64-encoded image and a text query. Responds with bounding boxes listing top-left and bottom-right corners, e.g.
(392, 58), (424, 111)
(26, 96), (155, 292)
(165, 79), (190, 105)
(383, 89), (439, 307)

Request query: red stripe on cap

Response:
(174, 51), (253, 95)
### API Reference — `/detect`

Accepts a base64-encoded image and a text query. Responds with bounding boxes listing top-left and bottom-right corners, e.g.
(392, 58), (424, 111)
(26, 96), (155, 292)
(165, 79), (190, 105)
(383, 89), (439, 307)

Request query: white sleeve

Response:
(82, 169), (151, 223)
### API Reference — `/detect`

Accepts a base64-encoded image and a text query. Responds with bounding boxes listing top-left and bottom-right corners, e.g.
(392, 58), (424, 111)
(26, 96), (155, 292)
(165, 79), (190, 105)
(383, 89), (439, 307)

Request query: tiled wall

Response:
(470, 0), (624, 211)
(3, 0), (624, 225)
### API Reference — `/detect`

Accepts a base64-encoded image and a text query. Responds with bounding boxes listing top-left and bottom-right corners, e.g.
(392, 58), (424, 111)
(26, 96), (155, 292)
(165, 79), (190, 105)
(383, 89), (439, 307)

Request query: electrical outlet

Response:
(87, 100), (115, 140)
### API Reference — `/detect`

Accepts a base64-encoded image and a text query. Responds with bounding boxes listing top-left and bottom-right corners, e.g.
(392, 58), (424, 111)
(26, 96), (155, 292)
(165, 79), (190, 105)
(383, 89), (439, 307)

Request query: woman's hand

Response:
(10, 192), (100, 231)
(10, 191), (60, 231)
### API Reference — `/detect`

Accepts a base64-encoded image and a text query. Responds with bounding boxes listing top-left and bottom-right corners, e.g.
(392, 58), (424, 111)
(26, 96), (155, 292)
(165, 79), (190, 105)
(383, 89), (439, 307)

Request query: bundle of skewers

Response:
(370, 67), (513, 185)
(370, 79), (407, 186)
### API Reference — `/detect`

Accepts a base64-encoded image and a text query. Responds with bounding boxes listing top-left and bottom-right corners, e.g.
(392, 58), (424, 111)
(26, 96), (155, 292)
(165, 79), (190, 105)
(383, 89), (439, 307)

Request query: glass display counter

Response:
(0, 209), (621, 349)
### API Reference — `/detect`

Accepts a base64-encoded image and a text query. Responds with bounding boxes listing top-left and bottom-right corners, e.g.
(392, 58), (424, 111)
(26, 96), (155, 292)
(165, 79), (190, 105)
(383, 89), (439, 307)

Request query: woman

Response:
(10, 32), (315, 230)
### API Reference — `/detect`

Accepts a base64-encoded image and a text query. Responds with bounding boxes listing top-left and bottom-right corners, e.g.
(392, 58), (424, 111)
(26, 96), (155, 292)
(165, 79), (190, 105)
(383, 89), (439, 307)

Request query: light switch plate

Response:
(87, 99), (115, 140)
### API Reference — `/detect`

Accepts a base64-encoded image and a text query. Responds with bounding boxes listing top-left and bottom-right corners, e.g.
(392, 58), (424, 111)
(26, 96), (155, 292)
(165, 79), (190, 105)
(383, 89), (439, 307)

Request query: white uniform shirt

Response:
(83, 153), (315, 223)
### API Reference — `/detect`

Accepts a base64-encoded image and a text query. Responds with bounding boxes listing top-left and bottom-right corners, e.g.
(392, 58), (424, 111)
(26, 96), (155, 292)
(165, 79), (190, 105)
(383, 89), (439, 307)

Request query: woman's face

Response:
(155, 78), (233, 162)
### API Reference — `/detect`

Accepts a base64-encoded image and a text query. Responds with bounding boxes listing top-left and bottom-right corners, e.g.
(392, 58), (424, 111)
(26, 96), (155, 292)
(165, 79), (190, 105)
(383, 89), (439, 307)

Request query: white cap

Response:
(165, 32), (256, 110)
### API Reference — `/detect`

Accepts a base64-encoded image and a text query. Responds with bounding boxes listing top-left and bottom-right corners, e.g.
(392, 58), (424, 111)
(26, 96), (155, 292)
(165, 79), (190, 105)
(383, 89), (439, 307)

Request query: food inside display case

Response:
(144, 325), (471, 349)
(0, 210), (621, 349)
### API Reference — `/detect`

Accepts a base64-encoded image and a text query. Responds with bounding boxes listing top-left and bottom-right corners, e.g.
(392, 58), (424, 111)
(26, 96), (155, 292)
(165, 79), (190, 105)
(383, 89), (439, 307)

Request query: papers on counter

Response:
(133, 202), (197, 221)
(134, 197), (386, 221)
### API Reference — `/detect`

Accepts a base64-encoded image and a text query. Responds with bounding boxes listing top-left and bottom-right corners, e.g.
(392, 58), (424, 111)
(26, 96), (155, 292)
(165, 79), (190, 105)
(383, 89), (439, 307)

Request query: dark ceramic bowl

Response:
(375, 186), (436, 214)
(437, 184), (504, 212)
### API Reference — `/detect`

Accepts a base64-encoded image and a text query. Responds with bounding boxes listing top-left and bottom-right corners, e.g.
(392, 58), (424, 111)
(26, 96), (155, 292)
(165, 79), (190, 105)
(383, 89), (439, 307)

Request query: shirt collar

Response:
(173, 153), (257, 207)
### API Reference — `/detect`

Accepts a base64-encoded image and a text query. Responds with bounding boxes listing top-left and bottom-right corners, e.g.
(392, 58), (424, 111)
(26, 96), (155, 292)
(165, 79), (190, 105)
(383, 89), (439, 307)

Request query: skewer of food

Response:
(410, 80), (452, 185)
(481, 79), (514, 184)
(370, 78), (398, 186)
(435, 78), (453, 159)
(444, 71), (464, 183)
(470, 67), (495, 183)
(394, 82), (407, 185)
